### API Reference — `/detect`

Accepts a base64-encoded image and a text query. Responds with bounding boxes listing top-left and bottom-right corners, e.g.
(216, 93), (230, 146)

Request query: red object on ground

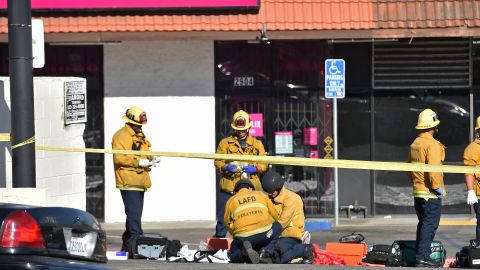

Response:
(325, 242), (368, 266)
(444, 257), (456, 268)
(311, 243), (346, 265)
(206, 237), (233, 251)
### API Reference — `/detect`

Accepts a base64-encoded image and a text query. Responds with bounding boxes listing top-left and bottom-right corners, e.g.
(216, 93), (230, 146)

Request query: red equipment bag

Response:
(311, 243), (346, 265)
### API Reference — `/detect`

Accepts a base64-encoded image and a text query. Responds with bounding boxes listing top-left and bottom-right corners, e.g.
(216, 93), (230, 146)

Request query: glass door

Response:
(215, 40), (333, 216)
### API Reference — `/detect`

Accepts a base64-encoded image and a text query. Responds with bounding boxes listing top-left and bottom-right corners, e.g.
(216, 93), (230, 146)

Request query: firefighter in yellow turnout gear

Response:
(407, 108), (445, 268)
(214, 110), (268, 237)
(225, 179), (282, 264)
(259, 170), (313, 264)
(112, 106), (160, 252)
(463, 116), (480, 242)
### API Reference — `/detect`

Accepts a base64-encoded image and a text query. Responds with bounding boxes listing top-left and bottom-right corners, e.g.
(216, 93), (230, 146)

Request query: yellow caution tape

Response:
(12, 136), (35, 149)
(1, 132), (480, 174)
(35, 145), (480, 174)
(0, 133), (11, 142)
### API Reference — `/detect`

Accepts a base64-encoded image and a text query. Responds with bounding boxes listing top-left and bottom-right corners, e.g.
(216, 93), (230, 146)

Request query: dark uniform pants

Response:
(215, 190), (232, 237)
(275, 237), (305, 264)
(228, 222), (282, 263)
(120, 190), (145, 250)
(474, 202), (480, 241)
(414, 197), (441, 261)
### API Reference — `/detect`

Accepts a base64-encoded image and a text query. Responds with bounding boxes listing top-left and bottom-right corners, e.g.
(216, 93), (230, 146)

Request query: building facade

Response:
(1, 0), (480, 221)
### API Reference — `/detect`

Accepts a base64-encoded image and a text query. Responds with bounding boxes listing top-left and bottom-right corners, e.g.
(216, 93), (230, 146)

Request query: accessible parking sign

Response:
(325, 59), (345, 98)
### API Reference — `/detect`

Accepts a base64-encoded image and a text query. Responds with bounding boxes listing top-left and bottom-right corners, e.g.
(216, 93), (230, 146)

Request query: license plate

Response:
(63, 228), (98, 258)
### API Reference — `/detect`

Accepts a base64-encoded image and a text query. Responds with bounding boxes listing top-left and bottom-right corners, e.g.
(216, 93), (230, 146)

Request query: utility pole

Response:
(8, 0), (36, 187)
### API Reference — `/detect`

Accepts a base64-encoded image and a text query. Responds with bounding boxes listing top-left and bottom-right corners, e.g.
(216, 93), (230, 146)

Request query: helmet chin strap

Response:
(127, 123), (142, 133)
(235, 130), (249, 139)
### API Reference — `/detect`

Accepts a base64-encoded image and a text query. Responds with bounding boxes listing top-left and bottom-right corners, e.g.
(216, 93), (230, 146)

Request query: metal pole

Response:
(334, 98), (338, 226)
(8, 0), (36, 187)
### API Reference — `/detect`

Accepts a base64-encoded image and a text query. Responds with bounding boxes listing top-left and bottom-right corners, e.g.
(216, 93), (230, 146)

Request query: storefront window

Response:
(473, 42), (480, 119)
(215, 40), (333, 216)
(334, 42), (373, 214)
(273, 41), (325, 88)
(374, 89), (470, 214)
(215, 42), (271, 89)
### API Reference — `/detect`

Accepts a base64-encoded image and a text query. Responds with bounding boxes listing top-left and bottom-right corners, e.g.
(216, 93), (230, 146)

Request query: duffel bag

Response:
(392, 240), (445, 267)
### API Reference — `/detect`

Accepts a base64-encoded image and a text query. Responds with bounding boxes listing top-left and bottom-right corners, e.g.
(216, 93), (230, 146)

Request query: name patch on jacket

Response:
(237, 210), (263, 219)
(238, 196), (256, 205)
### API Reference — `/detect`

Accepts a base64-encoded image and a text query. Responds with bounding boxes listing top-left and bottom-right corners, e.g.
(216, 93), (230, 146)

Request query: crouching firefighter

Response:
(225, 179), (282, 263)
(259, 170), (313, 264)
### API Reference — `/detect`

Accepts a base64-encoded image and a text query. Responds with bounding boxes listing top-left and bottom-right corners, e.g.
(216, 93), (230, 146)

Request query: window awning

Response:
(0, 0), (479, 40)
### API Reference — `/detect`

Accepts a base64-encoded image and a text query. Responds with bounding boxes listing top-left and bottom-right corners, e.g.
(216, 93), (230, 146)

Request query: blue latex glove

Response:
(224, 164), (238, 174)
(242, 165), (257, 174)
(435, 188), (444, 196)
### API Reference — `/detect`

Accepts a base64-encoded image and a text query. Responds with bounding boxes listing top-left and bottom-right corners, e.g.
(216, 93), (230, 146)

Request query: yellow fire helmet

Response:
(475, 116), (480, 131)
(415, 108), (440, 130)
(231, 110), (251, 131)
(122, 106), (147, 126)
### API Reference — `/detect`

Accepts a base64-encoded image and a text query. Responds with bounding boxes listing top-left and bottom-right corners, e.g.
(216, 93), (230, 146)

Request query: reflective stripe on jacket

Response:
(214, 134), (267, 193)
(464, 139), (480, 197)
(112, 124), (152, 191)
(408, 132), (445, 199)
(272, 187), (305, 240)
(224, 189), (278, 238)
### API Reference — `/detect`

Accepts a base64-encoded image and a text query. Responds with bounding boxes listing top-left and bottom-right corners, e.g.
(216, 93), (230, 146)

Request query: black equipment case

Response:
(128, 234), (169, 259)
(456, 245), (480, 268)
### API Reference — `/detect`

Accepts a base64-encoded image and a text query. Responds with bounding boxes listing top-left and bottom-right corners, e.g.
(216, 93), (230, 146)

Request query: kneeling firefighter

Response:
(260, 170), (313, 264)
(225, 179), (282, 264)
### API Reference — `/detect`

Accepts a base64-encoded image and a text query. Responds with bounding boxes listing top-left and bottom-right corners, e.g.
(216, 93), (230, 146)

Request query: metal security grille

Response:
(216, 92), (334, 216)
(373, 39), (471, 89)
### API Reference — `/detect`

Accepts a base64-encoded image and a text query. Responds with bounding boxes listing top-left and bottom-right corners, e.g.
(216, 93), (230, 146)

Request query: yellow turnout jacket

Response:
(224, 189), (278, 238)
(408, 132), (445, 199)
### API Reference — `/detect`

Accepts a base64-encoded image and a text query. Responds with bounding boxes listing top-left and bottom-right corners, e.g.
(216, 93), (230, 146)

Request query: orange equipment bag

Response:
(325, 242), (368, 266)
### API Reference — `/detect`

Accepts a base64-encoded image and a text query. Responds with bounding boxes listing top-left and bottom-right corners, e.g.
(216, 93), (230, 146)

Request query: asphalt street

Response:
(103, 215), (477, 269)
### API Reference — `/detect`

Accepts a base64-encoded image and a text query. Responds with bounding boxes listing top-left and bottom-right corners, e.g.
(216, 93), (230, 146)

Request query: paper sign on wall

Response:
(65, 80), (87, 125)
(304, 127), (318, 146)
(249, 113), (263, 137)
(275, 131), (293, 154)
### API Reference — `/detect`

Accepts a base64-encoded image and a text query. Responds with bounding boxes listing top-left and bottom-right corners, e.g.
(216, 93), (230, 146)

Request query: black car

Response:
(0, 203), (112, 269)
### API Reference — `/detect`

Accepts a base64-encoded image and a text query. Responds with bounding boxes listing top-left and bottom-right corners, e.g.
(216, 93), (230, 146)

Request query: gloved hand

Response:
(435, 188), (444, 196)
(224, 164), (238, 174)
(152, 156), (161, 167)
(138, 158), (152, 168)
(242, 165), (257, 174)
(467, 190), (478, 205)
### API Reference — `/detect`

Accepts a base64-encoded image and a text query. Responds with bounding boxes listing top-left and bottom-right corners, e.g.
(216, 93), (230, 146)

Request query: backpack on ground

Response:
(392, 240), (446, 267)
(363, 244), (402, 266)
(456, 239), (480, 268)
(339, 233), (365, 243)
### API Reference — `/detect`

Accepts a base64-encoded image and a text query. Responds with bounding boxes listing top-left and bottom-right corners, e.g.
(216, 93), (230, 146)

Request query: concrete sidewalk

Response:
(104, 215), (477, 269)
(101, 214), (476, 231)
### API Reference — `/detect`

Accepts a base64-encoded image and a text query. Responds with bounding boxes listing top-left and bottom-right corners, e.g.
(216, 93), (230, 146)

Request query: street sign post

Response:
(324, 59), (345, 226)
(325, 59), (345, 98)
